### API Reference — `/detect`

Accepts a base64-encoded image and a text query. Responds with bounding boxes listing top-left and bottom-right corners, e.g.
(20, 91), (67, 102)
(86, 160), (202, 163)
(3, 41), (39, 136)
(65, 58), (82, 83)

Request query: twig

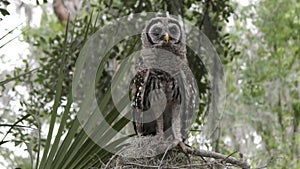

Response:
(104, 147), (126, 169)
(126, 162), (162, 168)
(126, 162), (180, 169)
(159, 144), (172, 168)
(222, 150), (238, 162)
(185, 146), (250, 169)
(178, 162), (221, 168)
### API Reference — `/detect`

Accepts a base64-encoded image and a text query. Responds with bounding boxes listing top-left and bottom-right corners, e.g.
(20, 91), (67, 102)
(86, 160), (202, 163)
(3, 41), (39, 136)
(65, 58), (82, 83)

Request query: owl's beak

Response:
(164, 32), (169, 43)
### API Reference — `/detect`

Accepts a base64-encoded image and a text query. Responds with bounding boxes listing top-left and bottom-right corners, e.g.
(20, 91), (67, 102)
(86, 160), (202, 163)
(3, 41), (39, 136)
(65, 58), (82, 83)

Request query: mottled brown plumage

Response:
(131, 17), (198, 146)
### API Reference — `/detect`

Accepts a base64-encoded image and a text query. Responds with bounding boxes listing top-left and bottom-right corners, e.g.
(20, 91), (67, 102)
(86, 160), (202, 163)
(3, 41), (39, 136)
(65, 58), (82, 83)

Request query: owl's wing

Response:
(130, 73), (143, 136)
(130, 78), (138, 135)
(176, 66), (199, 141)
(130, 70), (149, 136)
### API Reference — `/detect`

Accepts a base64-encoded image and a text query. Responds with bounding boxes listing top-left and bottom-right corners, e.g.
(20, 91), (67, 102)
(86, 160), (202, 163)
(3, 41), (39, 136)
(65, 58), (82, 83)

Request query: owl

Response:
(131, 17), (199, 149)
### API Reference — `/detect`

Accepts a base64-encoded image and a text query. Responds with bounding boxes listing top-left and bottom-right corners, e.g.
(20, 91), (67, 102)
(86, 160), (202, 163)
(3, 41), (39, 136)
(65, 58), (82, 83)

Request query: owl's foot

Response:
(172, 139), (187, 153)
(157, 133), (165, 141)
(172, 139), (192, 169)
(136, 122), (143, 137)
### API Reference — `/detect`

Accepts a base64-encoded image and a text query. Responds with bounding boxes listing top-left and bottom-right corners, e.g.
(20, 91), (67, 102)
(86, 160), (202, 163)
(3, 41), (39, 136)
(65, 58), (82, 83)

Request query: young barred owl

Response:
(131, 17), (199, 147)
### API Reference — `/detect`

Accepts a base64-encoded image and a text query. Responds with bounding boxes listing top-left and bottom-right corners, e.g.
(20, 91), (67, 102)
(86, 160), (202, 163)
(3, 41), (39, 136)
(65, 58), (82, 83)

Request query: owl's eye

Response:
(169, 26), (177, 34)
(151, 27), (162, 36)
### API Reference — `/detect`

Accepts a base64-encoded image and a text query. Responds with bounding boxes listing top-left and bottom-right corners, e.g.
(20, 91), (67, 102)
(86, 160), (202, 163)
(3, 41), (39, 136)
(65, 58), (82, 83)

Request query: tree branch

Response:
(185, 146), (250, 169)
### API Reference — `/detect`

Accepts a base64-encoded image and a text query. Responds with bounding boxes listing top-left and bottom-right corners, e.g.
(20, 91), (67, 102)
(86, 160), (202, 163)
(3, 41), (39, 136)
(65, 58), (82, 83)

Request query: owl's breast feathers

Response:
(131, 69), (180, 112)
(131, 68), (181, 136)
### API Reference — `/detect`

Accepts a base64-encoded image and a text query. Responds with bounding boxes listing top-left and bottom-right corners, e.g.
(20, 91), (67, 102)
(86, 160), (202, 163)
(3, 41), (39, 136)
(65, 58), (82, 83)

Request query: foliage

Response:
(5, 0), (299, 168)
(223, 0), (300, 168)
(0, 0), (10, 20)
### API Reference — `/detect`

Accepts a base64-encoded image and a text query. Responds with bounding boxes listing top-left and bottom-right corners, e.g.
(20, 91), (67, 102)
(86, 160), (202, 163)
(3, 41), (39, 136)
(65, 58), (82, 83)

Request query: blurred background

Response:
(0, 0), (299, 168)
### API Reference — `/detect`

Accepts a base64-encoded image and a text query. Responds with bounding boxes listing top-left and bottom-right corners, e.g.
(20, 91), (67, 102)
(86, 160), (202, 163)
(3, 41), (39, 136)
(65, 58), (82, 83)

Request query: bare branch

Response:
(185, 146), (250, 169)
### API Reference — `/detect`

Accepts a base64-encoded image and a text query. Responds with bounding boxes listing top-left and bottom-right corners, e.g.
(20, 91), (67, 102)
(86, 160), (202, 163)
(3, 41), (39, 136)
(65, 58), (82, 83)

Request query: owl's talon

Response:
(172, 139), (187, 153)
(158, 134), (164, 141)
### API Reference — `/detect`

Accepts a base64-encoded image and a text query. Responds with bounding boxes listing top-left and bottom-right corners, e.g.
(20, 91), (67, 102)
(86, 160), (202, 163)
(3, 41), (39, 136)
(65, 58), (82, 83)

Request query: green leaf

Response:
(0, 8), (10, 16)
(2, 0), (10, 5)
(0, 114), (31, 144)
(0, 68), (35, 86)
(24, 142), (34, 169)
(44, 92), (73, 169)
(39, 15), (70, 169)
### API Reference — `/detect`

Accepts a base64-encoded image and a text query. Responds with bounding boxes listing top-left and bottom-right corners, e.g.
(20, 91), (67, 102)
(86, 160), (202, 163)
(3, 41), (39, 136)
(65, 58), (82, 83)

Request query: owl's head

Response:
(142, 17), (186, 59)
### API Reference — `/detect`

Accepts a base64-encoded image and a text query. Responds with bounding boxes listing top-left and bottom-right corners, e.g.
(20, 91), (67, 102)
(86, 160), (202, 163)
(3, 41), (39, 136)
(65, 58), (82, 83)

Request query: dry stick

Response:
(222, 150), (238, 163)
(127, 162), (225, 169)
(182, 148), (192, 169)
(104, 147), (126, 169)
(185, 146), (250, 169)
(159, 144), (172, 168)
(178, 162), (224, 168)
(126, 162), (180, 169)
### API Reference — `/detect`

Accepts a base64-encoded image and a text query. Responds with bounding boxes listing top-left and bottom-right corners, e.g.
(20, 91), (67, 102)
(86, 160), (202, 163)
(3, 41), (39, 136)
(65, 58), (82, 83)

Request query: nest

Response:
(103, 136), (214, 169)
